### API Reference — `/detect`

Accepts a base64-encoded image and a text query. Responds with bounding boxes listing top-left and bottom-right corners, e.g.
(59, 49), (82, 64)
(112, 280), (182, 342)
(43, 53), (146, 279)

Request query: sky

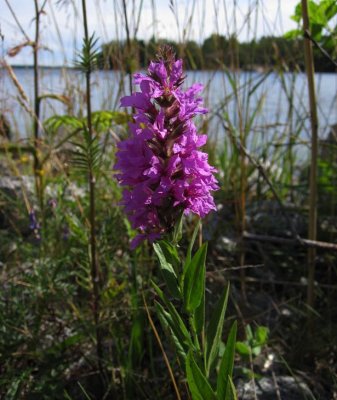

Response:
(0, 0), (299, 66)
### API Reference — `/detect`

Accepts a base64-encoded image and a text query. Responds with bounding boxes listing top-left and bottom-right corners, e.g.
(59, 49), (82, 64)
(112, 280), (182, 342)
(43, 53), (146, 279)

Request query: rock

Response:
(237, 376), (313, 400)
(0, 175), (35, 196)
(0, 175), (85, 232)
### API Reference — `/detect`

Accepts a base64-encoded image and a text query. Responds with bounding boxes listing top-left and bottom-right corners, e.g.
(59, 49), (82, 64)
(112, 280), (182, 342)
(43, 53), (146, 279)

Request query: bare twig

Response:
(209, 263), (264, 273)
(218, 116), (302, 242)
(33, 0), (44, 213)
(243, 231), (337, 252)
(304, 30), (337, 68)
(228, 275), (337, 291)
(2, 61), (45, 135)
(4, 0), (30, 41)
(122, 0), (133, 95)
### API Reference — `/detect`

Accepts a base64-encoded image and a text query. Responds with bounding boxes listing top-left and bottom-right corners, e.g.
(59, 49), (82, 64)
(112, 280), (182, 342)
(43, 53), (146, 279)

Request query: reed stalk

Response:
(33, 0), (45, 213)
(301, 0), (318, 324)
(81, 0), (103, 375)
(231, 35), (247, 302)
(122, 0), (133, 96)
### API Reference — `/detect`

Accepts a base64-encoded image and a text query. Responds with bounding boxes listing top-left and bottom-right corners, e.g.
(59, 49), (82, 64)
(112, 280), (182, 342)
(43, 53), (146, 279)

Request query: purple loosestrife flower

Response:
(114, 46), (219, 248)
(29, 209), (41, 241)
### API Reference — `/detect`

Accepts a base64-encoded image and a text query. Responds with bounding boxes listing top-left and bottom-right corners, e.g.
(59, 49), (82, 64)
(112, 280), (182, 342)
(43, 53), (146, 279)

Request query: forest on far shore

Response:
(98, 34), (337, 72)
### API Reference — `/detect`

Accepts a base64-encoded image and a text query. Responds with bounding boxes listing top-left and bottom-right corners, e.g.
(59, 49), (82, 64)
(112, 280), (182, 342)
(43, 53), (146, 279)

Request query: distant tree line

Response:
(97, 34), (336, 73)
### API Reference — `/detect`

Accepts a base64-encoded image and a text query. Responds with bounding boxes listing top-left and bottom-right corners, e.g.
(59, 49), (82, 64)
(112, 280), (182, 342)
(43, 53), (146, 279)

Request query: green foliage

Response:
(186, 351), (217, 400)
(98, 30), (335, 72)
(152, 281), (194, 357)
(217, 322), (238, 400)
(284, 0), (337, 63)
(289, 0), (337, 40)
(236, 324), (269, 358)
(44, 115), (84, 134)
(75, 33), (101, 73)
(183, 243), (207, 313)
(4, 2), (337, 397)
(42, 110), (129, 178)
(44, 111), (129, 136)
(172, 211), (184, 244)
(185, 219), (200, 264)
(71, 128), (102, 175)
(153, 223), (237, 399)
(153, 241), (181, 299)
(205, 284), (230, 376)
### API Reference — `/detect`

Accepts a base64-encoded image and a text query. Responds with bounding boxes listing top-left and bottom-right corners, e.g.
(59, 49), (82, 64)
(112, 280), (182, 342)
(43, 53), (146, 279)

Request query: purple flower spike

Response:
(29, 210), (41, 241)
(114, 45), (219, 247)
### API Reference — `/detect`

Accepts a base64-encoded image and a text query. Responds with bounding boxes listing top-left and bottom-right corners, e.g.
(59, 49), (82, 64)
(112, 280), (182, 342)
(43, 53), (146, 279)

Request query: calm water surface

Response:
(1, 67), (337, 158)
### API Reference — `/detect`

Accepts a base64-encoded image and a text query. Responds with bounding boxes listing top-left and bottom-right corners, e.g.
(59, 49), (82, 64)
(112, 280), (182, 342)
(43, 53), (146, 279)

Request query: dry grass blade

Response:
(142, 292), (182, 400)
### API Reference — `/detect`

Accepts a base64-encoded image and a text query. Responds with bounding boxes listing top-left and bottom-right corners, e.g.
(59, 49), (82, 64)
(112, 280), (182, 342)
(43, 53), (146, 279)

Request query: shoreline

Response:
(3, 65), (337, 74)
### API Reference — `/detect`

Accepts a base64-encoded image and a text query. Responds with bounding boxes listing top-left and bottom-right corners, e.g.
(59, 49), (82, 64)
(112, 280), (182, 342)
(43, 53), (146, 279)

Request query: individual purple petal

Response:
(130, 232), (161, 249)
(153, 110), (167, 139)
(149, 60), (167, 84)
(170, 59), (183, 84)
(130, 234), (146, 249)
(120, 93), (153, 111)
(152, 177), (172, 205)
(167, 154), (181, 176)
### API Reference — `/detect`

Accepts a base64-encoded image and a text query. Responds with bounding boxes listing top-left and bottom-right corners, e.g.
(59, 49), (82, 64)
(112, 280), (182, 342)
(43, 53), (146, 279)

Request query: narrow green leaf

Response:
(155, 301), (187, 361)
(283, 29), (302, 39)
(172, 211), (184, 244)
(255, 326), (269, 346)
(153, 242), (181, 299)
(217, 321), (237, 400)
(252, 346), (262, 356)
(152, 281), (194, 349)
(186, 351), (217, 400)
(183, 243), (207, 313)
(157, 240), (180, 272)
(205, 284), (230, 376)
(194, 285), (205, 335)
(128, 309), (145, 367)
(186, 219), (201, 266)
(246, 325), (254, 342)
(235, 341), (250, 357)
(325, 0), (337, 20)
(228, 377), (238, 400)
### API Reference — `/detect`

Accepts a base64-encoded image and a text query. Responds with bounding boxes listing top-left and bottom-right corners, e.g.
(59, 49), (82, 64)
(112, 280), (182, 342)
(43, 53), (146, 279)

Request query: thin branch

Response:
(304, 29), (337, 68)
(218, 115), (302, 242)
(122, 0), (133, 95)
(4, 0), (30, 41)
(208, 264), (264, 274)
(243, 231), (337, 252)
(229, 275), (337, 291)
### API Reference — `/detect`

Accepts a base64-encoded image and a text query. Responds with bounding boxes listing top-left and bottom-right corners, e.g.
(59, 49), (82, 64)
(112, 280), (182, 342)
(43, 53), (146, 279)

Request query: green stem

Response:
(81, 0), (103, 375)
(189, 315), (200, 352)
(122, 0), (133, 95)
(33, 0), (44, 215)
(301, 0), (318, 328)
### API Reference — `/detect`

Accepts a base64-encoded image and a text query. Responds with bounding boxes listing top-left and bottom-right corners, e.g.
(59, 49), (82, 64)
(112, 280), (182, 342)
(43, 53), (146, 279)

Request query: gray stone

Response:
(237, 376), (314, 400)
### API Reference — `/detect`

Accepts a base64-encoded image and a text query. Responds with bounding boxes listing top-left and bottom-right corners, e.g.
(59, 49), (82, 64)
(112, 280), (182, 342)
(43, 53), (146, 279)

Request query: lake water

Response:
(1, 67), (337, 158)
